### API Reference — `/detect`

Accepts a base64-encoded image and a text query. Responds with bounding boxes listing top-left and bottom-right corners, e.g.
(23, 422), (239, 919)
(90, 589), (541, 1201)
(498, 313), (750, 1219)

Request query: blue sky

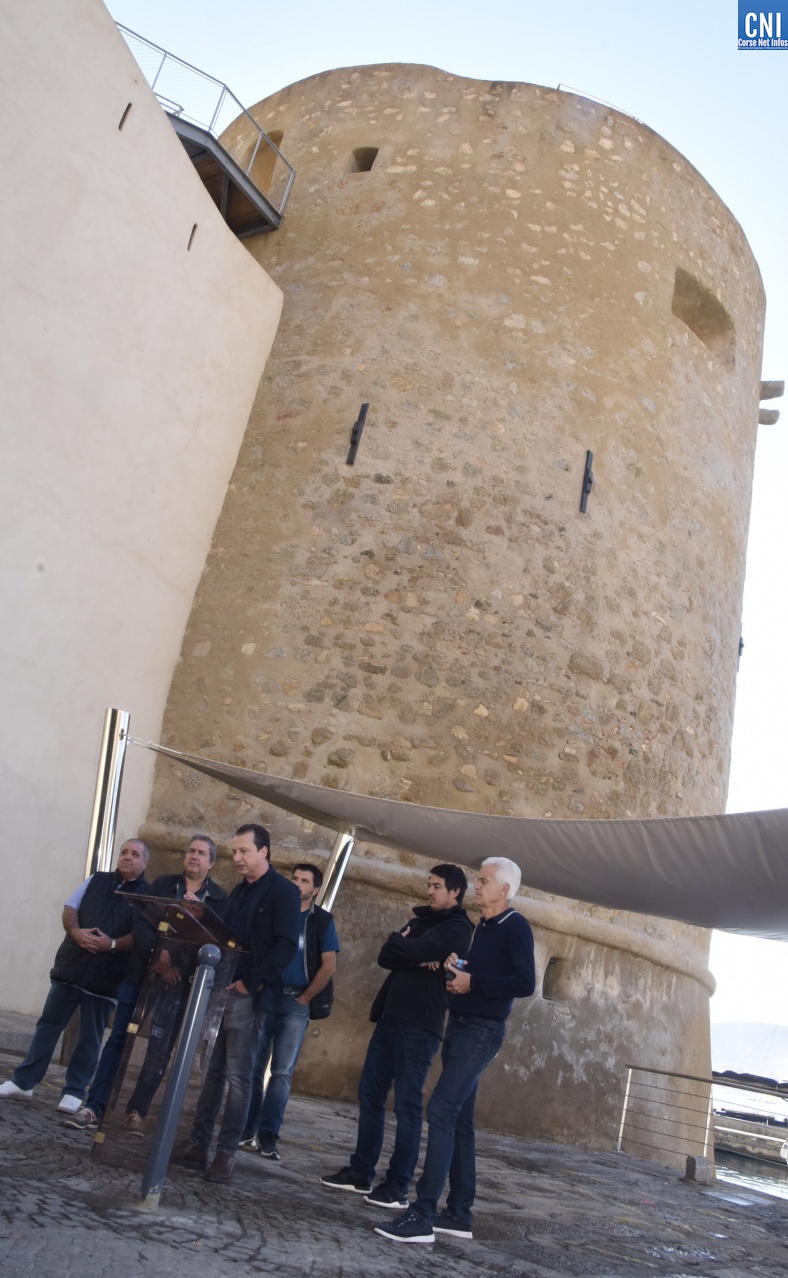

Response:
(109, 0), (788, 1039)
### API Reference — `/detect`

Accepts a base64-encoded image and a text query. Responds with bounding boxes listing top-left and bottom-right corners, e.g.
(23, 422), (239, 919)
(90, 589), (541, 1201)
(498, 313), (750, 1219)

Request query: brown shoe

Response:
(124, 1111), (145, 1137)
(206, 1149), (236, 1182)
(171, 1139), (209, 1170)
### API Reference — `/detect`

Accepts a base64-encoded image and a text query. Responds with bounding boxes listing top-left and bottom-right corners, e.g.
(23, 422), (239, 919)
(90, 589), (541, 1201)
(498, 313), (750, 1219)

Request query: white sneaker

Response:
(0, 1079), (34, 1100)
(56, 1094), (83, 1114)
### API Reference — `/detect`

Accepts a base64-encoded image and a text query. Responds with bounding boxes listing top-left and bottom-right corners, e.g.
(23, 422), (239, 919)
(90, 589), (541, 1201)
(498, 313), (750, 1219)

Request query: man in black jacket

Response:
(174, 823), (300, 1183)
(0, 839), (149, 1114)
(239, 862), (339, 1159)
(375, 856), (535, 1245)
(320, 864), (471, 1208)
(66, 834), (226, 1133)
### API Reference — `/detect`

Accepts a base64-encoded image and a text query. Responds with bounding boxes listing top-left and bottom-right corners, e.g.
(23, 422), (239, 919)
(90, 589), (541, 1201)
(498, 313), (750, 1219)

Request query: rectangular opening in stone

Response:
(671, 266), (735, 367)
(349, 146), (379, 173)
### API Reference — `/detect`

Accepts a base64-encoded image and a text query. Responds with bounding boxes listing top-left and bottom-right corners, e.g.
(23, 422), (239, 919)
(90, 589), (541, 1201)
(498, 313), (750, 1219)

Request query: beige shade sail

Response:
(144, 743), (788, 941)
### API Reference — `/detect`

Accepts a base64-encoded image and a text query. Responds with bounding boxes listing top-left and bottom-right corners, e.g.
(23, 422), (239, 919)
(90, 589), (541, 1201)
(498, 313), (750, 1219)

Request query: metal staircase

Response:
(118, 26), (294, 238)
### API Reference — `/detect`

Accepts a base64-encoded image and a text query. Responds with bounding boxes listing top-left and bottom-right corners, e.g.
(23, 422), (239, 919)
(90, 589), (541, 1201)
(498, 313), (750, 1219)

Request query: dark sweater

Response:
(447, 908), (535, 1021)
(370, 904), (473, 1039)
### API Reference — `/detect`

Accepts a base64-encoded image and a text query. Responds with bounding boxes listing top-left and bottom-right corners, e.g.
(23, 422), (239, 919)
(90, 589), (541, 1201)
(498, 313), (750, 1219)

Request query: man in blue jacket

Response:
(320, 864), (472, 1209)
(0, 839), (150, 1114)
(174, 823), (300, 1183)
(375, 856), (535, 1244)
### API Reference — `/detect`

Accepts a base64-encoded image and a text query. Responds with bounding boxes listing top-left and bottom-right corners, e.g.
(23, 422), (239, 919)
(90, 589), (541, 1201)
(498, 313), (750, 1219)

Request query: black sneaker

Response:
(319, 1166), (373, 1193)
(64, 1106), (98, 1131)
(238, 1134), (259, 1153)
(434, 1210), (473, 1239)
(259, 1133), (280, 1161)
(374, 1209), (435, 1243)
(364, 1181), (409, 1209)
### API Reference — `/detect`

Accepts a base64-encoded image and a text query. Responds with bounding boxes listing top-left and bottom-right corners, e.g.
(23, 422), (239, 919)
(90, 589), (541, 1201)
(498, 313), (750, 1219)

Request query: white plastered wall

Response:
(0, 0), (283, 1013)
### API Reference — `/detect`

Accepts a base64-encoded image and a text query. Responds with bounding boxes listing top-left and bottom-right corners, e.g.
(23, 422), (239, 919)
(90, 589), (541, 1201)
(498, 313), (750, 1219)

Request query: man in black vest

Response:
(320, 864), (472, 1208)
(0, 839), (150, 1114)
(173, 823), (300, 1183)
(239, 862), (339, 1159)
(65, 834), (226, 1133)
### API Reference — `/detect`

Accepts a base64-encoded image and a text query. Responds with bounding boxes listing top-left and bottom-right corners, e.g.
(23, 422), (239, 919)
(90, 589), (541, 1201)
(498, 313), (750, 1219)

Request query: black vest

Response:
(305, 904), (335, 1019)
(50, 870), (149, 997)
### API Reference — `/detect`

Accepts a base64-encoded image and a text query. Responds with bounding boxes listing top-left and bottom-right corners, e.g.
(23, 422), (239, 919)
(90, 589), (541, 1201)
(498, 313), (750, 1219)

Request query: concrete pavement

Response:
(2, 1044), (788, 1277)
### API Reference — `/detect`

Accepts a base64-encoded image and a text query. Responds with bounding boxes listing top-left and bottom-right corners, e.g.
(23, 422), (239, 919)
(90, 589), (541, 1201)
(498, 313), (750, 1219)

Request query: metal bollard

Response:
(138, 943), (221, 1210)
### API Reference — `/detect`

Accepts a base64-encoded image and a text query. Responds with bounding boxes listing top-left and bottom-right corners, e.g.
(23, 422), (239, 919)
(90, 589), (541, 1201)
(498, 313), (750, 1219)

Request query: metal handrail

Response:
(617, 1063), (788, 1169)
(117, 24), (294, 217)
(626, 1063), (788, 1094)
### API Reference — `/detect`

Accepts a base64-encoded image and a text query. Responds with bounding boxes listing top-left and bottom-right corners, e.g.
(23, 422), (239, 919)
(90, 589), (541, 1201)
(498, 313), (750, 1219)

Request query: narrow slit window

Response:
(349, 147), (379, 173)
(118, 103), (132, 131)
(187, 223), (198, 251)
(542, 956), (561, 1001)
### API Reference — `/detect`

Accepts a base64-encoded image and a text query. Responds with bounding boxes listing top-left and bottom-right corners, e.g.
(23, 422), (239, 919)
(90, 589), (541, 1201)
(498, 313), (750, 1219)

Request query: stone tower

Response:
(145, 66), (765, 1149)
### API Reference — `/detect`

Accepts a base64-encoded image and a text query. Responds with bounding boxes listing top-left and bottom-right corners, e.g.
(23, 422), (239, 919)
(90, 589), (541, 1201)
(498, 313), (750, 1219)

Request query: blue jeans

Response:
(350, 1017), (441, 1194)
(412, 1014), (506, 1227)
(190, 991), (261, 1154)
(243, 991), (310, 1141)
(13, 981), (113, 1100)
(84, 978), (140, 1119)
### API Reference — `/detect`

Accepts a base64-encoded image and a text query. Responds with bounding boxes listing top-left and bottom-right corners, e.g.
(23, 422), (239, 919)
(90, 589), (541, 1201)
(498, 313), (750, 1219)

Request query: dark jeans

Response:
(85, 978), (140, 1119)
(13, 981), (113, 1101)
(412, 1014), (506, 1227)
(190, 991), (261, 1155)
(350, 1017), (441, 1194)
(126, 978), (188, 1118)
(243, 990), (310, 1141)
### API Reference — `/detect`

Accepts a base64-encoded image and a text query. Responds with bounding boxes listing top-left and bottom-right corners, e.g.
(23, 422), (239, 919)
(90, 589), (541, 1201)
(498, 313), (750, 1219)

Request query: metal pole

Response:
(702, 1086), (714, 1159)
(208, 85), (226, 136)
(138, 943), (221, 1211)
(316, 830), (355, 913)
(617, 1067), (633, 1152)
(84, 708), (130, 878)
(63, 709), (129, 1068)
(150, 50), (167, 93)
(246, 127), (264, 179)
(279, 164), (296, 216)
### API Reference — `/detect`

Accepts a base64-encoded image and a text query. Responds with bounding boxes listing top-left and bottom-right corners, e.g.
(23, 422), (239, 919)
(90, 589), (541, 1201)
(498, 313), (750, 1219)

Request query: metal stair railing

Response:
(117, 25), (294, 217)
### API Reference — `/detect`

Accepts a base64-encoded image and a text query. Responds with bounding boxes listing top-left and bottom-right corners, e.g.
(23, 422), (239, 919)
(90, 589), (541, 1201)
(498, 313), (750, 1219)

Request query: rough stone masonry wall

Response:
(145, 66), (765, 1150)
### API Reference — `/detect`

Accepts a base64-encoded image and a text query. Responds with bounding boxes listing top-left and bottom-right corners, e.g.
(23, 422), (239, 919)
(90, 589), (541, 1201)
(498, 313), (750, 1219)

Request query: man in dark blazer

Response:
(239, 862), (339, 1159)
(174, 823), (300, 1182)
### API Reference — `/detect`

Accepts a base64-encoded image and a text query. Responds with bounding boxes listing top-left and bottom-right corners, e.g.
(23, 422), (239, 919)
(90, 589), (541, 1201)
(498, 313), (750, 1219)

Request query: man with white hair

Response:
(375, 856), (535, 1245)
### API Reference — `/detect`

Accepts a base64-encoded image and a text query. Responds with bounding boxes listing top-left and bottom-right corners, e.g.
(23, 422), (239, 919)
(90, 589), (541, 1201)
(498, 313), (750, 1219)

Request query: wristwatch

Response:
(110, 938), (117, 952)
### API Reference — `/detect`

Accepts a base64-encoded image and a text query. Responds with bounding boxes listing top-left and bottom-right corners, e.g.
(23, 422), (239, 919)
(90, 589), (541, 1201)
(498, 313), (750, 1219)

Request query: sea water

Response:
(715, 1150), (788, 1200)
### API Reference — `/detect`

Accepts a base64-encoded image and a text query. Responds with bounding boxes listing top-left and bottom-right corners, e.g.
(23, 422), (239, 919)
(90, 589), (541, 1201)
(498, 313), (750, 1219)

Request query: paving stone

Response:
(2, 1050), (788, 1276)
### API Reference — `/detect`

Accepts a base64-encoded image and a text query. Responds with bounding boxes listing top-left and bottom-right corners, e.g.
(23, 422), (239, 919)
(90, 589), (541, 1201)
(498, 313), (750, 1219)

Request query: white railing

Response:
(618, 1064), (788, 1170)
